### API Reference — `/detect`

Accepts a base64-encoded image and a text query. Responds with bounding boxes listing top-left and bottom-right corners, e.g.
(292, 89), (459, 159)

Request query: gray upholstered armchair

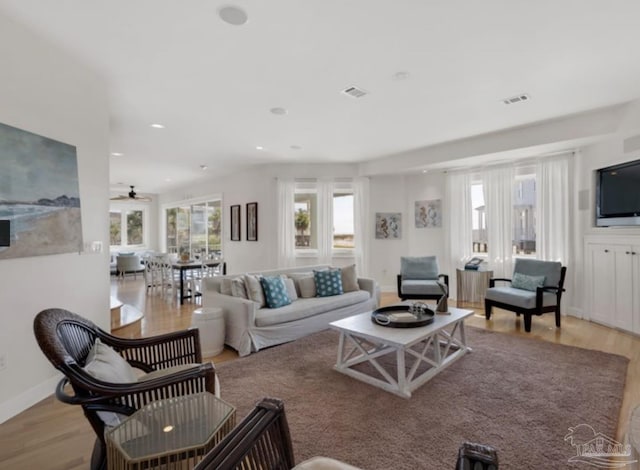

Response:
(484, 259), (567, 333)
(396, 256), (449, 302)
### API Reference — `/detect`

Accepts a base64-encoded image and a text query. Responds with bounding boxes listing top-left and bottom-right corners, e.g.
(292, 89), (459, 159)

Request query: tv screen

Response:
(0, 220), (9, 247)
(596, 158), (640, 226)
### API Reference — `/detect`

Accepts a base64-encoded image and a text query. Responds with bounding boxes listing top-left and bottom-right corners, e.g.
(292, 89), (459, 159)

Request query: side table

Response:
(192, 307), (225, 357)
(106, 392), (235, 470)
(456, 269), (493, 307)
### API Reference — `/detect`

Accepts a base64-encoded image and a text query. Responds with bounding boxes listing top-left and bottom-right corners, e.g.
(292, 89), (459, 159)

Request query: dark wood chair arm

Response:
(97, 328), (203, 368)
(489, 277), (511, 288)
(438, 274), (449, 286)
(65, 362), (216, 399)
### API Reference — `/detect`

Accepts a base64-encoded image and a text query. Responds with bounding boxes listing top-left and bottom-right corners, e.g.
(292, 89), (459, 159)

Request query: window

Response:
(333, 192), (354, 249)
(470, 175), (536, 256)
(165, 200), (221, 257)
(292, 181), (356, 254)
(294, 192), (317, 249)
(109, 208), (146, 248)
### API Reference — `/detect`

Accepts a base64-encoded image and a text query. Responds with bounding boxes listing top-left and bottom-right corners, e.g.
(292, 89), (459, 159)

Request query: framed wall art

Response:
(375, 212), (402, 239)
(415, 199), (442, 228)
(246, 202), (258, 241)
(230, 205), (241, 241)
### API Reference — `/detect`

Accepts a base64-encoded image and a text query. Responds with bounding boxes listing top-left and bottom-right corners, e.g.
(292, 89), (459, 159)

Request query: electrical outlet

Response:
(0, 353), (6, 371)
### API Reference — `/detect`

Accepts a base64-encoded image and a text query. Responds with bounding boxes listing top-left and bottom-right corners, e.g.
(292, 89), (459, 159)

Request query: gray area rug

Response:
(215, 327), (628, 469)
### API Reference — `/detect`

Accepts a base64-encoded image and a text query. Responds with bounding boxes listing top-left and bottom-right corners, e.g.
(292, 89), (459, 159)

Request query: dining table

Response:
(172, 259), (226, 304)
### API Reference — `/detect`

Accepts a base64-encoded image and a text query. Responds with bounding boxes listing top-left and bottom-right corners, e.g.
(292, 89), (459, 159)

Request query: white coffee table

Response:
(329, 306), (474, 398)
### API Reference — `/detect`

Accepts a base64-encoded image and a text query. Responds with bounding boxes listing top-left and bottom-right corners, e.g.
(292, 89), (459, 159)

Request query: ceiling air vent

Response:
(342, 85), (368, 99)
(502, 93), (530, 105)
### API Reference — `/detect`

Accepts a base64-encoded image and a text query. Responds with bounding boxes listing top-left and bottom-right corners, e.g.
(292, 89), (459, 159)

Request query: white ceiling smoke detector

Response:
(502, 93), (531, 105)
(341, 86), (369, 99)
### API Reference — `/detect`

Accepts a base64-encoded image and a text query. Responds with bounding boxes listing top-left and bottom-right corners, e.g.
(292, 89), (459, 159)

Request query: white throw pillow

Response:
(220, 278), (233, 296)
(83, 338), (137, 427)
(287, 272), (314, 297)
(298, 276), (317, 298)
(231, 277), (249, 299)
(283, 277), (298, 301)
(340, 264), (359, 293)
(244, 274), (266, 307)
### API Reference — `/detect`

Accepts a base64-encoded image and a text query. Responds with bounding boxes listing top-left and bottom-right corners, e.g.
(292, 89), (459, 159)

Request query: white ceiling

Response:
(2, 0), (640, 194)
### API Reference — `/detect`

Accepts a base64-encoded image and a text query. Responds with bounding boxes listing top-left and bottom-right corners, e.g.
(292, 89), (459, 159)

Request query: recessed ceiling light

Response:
(200, 165), (208, 171)
(270, 107), (287, 115)
(150, 123), (165, 129)
(218, 6), (248, 26)
(165, 178), (172, 182)
(422, 170), (428, 173)
(111, 152), (123, 157)
(393, 71), (410, 81)
(256, 146), (264, 150)
(290, 145), (302, 150)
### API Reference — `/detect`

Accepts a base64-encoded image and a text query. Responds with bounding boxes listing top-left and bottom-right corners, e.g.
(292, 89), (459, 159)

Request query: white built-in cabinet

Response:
(584, 235), (640, 333)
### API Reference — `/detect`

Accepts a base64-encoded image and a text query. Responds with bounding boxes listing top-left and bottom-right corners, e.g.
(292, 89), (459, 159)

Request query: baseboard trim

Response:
(0, 373), (61, 424)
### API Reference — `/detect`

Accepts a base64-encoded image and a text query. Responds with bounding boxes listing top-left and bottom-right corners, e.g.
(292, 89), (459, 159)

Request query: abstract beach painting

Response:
(0, 122), (82, 259)
(375, 212), (401, 239)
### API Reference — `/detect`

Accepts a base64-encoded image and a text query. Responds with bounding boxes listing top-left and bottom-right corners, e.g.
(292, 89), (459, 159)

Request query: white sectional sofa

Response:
(202, 265), (380, 356)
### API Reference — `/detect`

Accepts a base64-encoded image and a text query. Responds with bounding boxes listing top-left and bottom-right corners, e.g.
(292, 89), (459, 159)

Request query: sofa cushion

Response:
(261, 276), (292, 308)
(314, 269), (343, 297)
(255, 290), (370, 327)
(244, 274), (266, 307)
(511, 272), (545, 292)
(340, 264), (359, 293)
(287, 272), (314, 297)
(485, 286), (558, 309)
(401, 256), (439, 280)
(297, 276), (317, 298)
(401, 279), (444, 296)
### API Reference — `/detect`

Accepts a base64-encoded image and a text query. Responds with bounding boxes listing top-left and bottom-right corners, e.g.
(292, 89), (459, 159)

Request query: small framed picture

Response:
(230, 205), (241, 241)
(246, 202), (258, 241)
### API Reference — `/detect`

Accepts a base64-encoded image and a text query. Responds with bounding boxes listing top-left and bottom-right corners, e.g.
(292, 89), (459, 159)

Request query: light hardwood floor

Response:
(1, 278), (638, 469)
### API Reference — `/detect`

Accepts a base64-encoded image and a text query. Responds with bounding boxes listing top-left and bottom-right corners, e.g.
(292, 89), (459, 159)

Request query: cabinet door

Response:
(587, 244), (634, 330)
(587, 244), (617, 327)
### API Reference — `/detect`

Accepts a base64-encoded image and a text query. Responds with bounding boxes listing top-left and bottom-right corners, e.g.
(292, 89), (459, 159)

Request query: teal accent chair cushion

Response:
(400, 256), (439, 280)
(511, 272), (545, 292)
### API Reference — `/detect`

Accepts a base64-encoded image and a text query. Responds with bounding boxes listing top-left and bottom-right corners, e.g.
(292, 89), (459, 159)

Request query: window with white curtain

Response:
(470, 173), (536, 256)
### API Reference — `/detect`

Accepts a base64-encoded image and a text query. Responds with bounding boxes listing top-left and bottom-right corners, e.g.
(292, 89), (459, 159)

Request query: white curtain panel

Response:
(277, 178), (296, 267)
(354, 176), (370, 277)
(483, 166), (514, 278)
(317, 179), (334, 266)
(445, 171), (473, 299)
(536, 154), (571, 264)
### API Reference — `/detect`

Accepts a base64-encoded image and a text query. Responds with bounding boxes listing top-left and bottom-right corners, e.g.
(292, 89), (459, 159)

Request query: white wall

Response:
(0, 13), (110, 423)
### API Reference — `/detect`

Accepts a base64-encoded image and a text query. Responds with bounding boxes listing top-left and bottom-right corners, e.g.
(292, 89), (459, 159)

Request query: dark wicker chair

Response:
(194, 397), (295, 470)
(455, 442), (499, 469)
(33, 308), (217, 470)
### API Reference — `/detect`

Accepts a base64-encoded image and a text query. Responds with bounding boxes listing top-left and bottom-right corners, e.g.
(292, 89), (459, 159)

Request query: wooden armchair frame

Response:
(34, 308), (217, 470)
(195, 397), (295, 470)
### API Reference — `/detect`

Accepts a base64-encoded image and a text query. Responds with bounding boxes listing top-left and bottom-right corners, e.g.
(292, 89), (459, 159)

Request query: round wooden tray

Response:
(371, 304), (435, 328)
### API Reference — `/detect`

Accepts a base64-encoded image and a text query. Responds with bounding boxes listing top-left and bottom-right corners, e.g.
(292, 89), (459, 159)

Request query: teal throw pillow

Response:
(511, 272), (545, 292)
(314, 269), (343, 297)
(260, 276), (291, 309)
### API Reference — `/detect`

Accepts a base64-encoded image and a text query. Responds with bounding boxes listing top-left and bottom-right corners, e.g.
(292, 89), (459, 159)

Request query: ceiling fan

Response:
(110, 185), (152, 202)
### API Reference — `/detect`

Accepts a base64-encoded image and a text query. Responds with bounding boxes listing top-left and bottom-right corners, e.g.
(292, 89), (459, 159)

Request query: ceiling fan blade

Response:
(110, 195), (130, 201)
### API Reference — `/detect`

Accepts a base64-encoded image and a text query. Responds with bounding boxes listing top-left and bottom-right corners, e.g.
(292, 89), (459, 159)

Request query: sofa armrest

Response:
(203, 291), (257, 326)
(358, 277), (380, 307)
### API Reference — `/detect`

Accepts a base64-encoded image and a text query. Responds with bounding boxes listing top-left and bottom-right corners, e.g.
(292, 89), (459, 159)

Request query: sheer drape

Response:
(317, 179), (334, 265)
(276, 178), (296, 267)
(445, 171), (473, 299)
(483, 166), (514, 278)
(353, 177), (370, 277)
(536, 154), (571, 263)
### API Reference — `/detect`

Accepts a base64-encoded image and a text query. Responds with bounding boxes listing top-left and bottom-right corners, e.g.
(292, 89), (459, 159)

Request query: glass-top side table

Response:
(106, 392), (236, 470)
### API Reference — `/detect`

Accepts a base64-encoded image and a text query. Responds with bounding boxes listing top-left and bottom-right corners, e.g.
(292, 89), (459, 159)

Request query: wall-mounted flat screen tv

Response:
(596, 158), (640, 226)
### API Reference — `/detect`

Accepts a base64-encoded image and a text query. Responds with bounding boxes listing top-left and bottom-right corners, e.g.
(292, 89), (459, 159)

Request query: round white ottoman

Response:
(191, 307), (225, 357)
